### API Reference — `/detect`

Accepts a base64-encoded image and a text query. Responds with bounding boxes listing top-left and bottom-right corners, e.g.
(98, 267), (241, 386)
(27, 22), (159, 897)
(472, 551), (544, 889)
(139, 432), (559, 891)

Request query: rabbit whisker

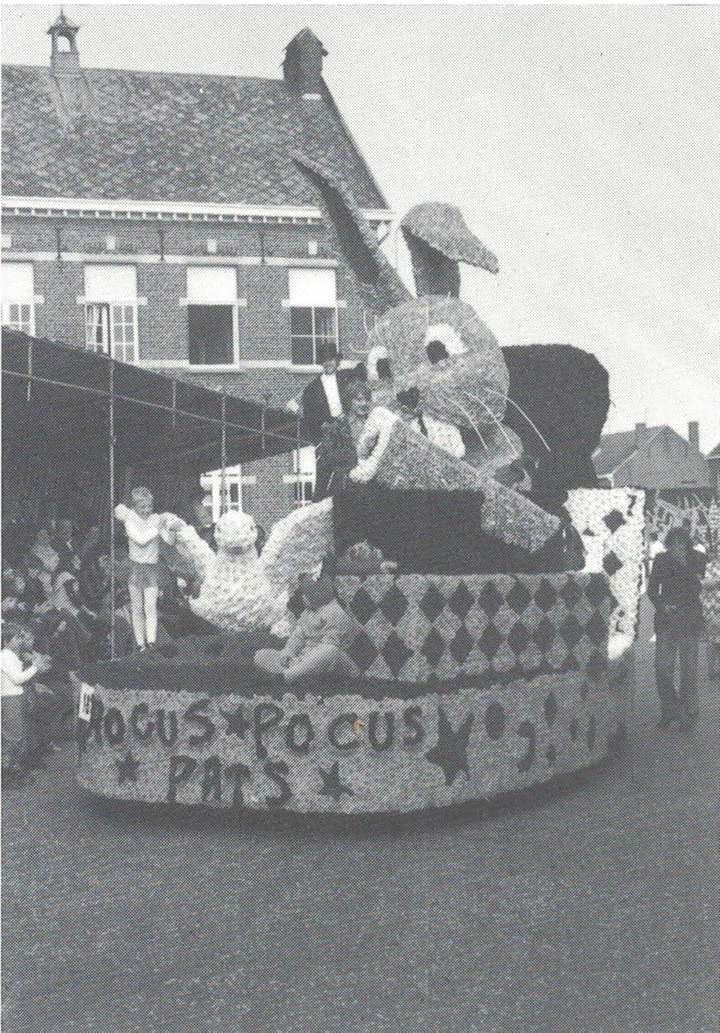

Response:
(449, 397), (488, 452)
(480, 386), (552, 453)
(463, 391), (521, 459)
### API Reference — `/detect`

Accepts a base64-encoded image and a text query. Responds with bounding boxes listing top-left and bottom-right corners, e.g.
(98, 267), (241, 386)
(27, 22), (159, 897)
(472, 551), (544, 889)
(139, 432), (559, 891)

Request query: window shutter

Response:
(2, 263), (34, 301)
(84, 265), (137, 302)
(186, 267), (237, 304)
(288, 269), (336, 307)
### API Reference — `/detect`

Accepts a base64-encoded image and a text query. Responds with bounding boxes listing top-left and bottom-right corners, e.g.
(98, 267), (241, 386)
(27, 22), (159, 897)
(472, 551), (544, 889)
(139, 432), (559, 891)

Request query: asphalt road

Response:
(2, 599), (718, 1033)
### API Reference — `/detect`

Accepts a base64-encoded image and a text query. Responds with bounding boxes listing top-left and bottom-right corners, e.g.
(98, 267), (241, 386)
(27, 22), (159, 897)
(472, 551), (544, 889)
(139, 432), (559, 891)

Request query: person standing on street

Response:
(647, 527), (706, 731)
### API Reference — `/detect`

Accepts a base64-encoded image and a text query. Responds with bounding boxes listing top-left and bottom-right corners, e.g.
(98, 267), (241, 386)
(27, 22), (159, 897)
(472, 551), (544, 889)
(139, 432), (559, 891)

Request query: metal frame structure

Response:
(3, 331), (309, 658)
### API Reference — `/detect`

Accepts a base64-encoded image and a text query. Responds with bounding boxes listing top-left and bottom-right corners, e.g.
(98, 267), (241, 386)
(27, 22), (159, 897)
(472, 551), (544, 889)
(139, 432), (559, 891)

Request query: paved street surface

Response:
(3, 598), (718, 1033)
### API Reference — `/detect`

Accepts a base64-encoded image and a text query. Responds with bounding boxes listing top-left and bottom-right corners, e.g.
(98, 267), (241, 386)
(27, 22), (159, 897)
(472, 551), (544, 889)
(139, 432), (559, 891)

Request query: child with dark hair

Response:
(648, 526), (707, 730)
(253, 571), (358, 687)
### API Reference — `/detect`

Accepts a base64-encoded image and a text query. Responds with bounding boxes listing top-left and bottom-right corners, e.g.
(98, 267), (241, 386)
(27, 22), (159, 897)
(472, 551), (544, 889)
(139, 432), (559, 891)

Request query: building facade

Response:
(708, 442), (720, 499)
(593, 421), (711, 496)
(2, 15), (393, 530)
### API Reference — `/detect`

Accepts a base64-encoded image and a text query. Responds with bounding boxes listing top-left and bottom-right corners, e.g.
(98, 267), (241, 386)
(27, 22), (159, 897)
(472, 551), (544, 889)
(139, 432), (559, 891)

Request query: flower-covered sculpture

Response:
(238, 153), (611, 584)
(166, 511), (289, 635)
(363, 295), (523, 478)
(293, 151), (609, 501)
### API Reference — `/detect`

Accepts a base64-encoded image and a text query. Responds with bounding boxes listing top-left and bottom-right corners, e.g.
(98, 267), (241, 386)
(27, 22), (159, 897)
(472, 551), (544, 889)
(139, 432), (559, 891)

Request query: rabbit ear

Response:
(402, 231), (461, 298)
(401, 202), (498, 298)
(292, 152), (412, 316)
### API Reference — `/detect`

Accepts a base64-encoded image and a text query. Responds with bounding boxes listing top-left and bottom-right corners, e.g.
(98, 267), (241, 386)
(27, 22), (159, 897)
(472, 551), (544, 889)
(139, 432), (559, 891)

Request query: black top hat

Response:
(396, 387), (421, 411)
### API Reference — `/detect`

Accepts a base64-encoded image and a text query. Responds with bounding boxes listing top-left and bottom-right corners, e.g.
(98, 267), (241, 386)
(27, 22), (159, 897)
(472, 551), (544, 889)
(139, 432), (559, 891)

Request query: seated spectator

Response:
(77, 524), (102, 566)
(53, 517), (79, 569)
(51, 565), (104, 658)
(31, 526), (60, 577)
(254, 571), (358, 687)
(2, 569), (32, 621)
(78, 552), (111, 615)
(22, 552), (54, 605)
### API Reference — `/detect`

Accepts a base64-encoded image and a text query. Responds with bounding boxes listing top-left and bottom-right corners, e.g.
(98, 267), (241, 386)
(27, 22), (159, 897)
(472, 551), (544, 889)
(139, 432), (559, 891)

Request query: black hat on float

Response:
(396, 387), (421, 411)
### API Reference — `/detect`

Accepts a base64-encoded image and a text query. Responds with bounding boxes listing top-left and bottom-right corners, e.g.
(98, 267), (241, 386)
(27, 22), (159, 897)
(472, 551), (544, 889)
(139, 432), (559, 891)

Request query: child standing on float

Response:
(114, 487), (173, 652)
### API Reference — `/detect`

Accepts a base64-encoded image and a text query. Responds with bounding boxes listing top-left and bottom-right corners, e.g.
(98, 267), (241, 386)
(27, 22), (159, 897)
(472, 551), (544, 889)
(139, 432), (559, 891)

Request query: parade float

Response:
(74, 158), (645, 815)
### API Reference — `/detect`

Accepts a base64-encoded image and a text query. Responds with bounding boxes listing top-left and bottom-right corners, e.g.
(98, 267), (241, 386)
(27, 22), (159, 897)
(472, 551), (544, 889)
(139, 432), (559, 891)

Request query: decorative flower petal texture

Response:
(401, 202), (499, 273)
(366, 296), (509, 431)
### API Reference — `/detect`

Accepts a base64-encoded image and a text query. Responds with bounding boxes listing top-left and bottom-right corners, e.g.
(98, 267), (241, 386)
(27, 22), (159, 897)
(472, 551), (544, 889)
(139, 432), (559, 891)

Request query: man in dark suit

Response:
(300, 344), (358, 442)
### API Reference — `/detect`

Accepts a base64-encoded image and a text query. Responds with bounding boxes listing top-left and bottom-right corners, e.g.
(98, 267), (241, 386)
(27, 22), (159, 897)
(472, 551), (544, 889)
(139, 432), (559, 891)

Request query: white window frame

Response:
(83, 265), (139, 364)
(186, 266), (241, 371)
(287, 268), (339, 368)
(283, 446), (317, 507)
(201, 465), (256, 522)
(2, 262), (36, 334)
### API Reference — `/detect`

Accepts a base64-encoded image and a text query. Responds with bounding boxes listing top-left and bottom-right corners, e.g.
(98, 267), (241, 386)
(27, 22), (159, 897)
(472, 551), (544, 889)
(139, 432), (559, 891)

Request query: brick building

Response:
(1, 14), (393, 530)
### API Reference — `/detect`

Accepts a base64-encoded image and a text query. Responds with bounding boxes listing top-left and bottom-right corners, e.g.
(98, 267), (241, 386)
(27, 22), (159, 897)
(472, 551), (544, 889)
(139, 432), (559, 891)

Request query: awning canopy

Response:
(1, 331), (311, 479)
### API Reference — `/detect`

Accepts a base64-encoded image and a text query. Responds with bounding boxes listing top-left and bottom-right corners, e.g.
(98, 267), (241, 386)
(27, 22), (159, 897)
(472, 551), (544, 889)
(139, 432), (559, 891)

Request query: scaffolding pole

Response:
(220, 391), (227, 516)
(108, 355), (116, 661)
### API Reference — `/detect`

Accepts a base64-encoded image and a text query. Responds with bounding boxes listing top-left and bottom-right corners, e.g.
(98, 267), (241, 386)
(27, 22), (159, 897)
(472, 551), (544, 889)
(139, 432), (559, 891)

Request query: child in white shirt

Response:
(115, 487), (173, 652)
(2, 621), (51, 781)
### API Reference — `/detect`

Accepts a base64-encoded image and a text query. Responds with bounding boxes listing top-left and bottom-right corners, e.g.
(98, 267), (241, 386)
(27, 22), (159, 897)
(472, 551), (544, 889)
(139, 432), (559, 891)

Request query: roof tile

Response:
(593, 426), (662, 475)
(2, 64), (387, 209)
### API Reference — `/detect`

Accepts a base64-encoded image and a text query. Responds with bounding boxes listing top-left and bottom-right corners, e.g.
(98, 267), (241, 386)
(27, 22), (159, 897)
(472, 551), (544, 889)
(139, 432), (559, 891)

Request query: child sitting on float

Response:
(253, 569), (358, 687)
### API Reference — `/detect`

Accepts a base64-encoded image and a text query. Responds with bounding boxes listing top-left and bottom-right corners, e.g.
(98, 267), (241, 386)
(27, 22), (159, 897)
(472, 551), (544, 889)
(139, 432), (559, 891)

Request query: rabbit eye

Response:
(426, 340), (449, 364)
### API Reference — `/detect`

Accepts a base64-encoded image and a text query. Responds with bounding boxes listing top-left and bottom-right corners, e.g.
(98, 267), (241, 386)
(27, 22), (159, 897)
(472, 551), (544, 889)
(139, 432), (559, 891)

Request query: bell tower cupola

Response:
(48, 9), (81, 74)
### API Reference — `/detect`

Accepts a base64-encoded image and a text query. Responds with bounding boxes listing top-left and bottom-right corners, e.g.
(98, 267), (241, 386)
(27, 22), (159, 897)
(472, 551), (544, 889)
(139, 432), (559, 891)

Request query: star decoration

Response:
(220, 705), (252, 738)
(318, 761), (353, 802)
(425, 707), (474, 786)
(116, 752), (141, 785)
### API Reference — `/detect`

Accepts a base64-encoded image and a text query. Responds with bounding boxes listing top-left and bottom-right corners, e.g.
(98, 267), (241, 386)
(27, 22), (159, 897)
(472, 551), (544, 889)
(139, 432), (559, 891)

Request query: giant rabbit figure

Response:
(261, 154), (610, 582)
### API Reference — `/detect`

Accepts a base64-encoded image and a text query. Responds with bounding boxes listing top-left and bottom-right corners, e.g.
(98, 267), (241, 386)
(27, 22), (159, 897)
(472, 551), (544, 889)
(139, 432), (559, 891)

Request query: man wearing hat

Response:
(299, 344), (357, 442)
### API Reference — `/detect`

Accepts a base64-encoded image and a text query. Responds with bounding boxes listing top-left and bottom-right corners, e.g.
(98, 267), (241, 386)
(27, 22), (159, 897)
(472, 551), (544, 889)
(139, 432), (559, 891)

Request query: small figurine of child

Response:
(114, 487), (174, 652)
(1, 620), (51, 784)
(253, 572), (358, 687)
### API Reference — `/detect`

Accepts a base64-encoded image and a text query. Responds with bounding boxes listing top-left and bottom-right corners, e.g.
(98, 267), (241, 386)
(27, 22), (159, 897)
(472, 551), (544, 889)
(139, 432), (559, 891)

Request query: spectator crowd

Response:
(1, 499), (209, 786)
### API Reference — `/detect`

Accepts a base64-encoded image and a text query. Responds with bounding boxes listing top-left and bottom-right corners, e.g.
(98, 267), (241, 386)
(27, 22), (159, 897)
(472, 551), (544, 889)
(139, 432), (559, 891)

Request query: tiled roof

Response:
(1, 63), (388, 209)
(593, 426), (663, 476)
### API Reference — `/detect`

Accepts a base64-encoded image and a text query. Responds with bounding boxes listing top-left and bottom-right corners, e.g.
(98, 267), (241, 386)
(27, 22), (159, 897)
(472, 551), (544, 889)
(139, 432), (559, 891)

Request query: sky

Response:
(3, 3), (719, 451)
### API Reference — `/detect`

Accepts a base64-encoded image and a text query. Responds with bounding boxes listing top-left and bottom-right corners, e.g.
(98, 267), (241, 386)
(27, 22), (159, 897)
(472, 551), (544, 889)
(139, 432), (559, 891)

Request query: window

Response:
(288, 269), (338, 366)
(2, 263), (35, 333)
(187, 267), (238, 367)
(84, 265), (138, 363)
(200, 465), (256, 522)
(284, 446), (316, 507)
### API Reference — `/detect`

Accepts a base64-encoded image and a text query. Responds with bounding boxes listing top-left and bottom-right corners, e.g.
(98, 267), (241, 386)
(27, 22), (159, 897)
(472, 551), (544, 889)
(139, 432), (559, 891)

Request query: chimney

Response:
(688, 421), (699, 451)
(283, 28), (327, 97)
(48, 10), (81, 75)
(634, 422), (647, 444)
